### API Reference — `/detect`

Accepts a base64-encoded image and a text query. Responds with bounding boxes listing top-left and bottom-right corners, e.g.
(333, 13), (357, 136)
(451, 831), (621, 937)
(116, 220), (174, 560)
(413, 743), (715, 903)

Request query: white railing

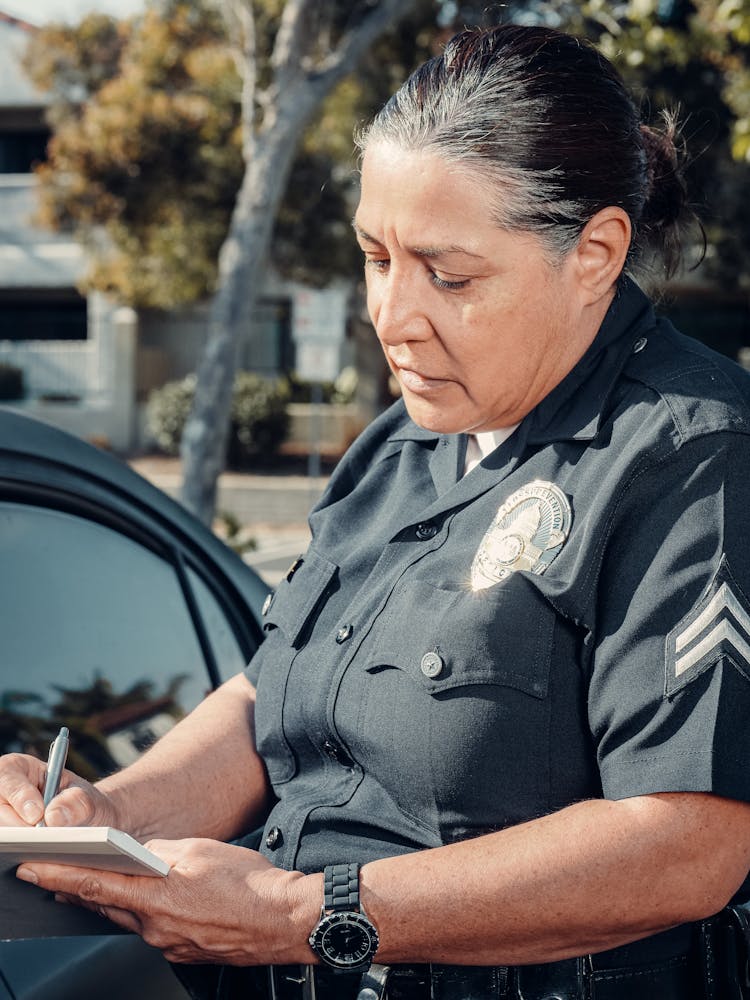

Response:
(0, 340), (105, 399)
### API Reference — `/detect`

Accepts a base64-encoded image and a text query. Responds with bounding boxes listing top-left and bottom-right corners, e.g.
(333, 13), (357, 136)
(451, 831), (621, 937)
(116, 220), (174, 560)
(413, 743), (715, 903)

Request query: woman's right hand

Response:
(0, 752), (119, 828)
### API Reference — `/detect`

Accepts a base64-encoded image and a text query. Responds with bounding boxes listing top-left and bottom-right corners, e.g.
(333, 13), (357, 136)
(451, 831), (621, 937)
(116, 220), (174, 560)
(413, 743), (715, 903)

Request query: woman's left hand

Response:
(16, 839), (318, 966)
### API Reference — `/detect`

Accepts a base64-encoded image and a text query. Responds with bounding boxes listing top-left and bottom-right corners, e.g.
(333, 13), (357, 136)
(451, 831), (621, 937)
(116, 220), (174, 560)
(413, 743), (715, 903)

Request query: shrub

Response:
(146, 374), (196, 455)
(147, 372), (290, 467)
(0, 363), (24, 401)
(228, 372), (290, 468)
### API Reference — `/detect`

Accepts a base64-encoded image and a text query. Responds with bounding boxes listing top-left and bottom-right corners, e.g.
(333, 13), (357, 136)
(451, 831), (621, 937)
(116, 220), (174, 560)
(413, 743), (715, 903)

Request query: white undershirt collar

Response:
(464, 425), (519, 475)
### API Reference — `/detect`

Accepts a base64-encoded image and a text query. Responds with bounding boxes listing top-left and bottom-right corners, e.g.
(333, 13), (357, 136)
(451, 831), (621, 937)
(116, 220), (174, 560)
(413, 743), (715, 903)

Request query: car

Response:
(0, 406), (271, 999)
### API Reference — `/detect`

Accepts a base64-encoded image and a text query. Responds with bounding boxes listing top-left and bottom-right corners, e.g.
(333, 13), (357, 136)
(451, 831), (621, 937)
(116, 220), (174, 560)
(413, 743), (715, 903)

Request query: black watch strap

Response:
(324, 862), (361, 912)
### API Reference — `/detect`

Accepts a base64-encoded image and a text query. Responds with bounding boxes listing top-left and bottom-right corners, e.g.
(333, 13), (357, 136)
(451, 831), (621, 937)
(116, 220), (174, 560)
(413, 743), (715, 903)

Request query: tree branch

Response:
(270, 0), (316, 85)
(310, 0), (420, 93)
(224, 0), (259, 161)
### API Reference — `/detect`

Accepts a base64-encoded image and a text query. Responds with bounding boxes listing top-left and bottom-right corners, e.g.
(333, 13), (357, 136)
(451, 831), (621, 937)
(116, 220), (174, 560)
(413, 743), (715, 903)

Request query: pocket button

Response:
(420, 651), (445, 678)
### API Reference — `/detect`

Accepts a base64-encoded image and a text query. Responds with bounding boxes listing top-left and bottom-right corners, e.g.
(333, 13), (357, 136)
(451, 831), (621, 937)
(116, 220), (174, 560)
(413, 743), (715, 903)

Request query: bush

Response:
(0, 363), (24, 401)
(147, 372), (290, 467)
(146, 375), (196, 455)
(228, 372), (290, 468)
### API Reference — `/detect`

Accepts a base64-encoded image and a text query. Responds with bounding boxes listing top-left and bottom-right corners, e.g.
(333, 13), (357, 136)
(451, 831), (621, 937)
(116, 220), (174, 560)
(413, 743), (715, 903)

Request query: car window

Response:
(185, 565), (249, 682)
(0, 502), (228, 779)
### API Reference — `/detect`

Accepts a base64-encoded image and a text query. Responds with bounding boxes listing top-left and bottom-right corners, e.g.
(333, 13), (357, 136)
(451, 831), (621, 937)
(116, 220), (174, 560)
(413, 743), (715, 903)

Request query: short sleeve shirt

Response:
(246, 278), (750, 877)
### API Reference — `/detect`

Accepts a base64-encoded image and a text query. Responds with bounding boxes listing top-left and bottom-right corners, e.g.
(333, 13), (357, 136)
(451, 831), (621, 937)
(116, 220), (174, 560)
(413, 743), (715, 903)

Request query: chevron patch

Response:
(666, 559), (750, 698)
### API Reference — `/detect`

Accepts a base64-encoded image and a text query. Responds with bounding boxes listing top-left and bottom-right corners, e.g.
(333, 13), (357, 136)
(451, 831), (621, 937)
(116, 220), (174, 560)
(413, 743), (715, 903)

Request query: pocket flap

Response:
(263, 549), (338, 647)
(363, 578), (552, 698)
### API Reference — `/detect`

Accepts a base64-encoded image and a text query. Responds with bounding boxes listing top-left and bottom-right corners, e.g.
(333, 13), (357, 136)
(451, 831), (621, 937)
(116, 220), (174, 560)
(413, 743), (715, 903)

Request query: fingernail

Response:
(21, 801), (40, 823)
(16, 867), (38, 885)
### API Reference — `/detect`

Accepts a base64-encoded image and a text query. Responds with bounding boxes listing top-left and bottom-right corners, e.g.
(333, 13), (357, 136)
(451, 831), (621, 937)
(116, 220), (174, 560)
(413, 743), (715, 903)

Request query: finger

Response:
(0, 803), (36, 828)
(0, 757), (45, 825)
(16, 863), (148, 915)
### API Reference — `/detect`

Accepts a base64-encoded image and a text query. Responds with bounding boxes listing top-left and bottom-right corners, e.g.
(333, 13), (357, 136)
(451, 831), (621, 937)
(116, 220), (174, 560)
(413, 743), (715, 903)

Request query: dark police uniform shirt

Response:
(246, 278), (750, 879)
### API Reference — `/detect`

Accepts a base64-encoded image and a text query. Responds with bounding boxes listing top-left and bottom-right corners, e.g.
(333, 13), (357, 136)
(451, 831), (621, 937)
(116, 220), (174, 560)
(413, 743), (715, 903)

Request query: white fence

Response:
(0, 300), (137, 451)
(0, 340), (105, 399)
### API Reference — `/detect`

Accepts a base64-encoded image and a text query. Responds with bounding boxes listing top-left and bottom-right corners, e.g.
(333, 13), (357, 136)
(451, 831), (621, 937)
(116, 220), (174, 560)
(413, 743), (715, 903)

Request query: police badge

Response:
(471, 481), (572, 591)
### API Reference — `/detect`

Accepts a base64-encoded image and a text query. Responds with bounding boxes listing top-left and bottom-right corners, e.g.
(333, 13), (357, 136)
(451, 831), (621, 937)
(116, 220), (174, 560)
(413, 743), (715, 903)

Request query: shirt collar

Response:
(386, 276), (656, 449)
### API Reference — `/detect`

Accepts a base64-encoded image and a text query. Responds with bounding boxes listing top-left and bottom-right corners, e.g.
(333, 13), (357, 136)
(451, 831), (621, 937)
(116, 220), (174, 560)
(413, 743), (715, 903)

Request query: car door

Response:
(0, 408), (270, 999)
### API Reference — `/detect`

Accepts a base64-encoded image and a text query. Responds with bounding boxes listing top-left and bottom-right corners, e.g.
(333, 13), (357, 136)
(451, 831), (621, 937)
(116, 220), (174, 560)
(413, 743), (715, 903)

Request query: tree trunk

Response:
(179, 0), (421, 524)
(179, 108), (310, 524)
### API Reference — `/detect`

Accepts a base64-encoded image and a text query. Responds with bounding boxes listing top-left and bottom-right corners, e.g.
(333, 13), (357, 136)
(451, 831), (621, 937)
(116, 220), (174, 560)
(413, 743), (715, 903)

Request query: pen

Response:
(36, 726), (70, 828)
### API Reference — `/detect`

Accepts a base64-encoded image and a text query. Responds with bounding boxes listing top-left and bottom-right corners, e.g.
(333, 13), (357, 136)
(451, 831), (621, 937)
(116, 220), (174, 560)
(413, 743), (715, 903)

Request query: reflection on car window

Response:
(186, 566), (248, 682)
(0, 503), (216, 780)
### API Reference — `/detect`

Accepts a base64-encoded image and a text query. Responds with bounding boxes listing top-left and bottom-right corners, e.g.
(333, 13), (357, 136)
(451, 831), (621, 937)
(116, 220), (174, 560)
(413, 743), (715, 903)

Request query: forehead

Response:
(356, 142), (492, 249)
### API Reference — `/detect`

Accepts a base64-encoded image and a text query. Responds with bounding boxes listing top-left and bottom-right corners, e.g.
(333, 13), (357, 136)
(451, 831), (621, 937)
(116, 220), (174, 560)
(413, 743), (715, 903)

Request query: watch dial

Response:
(314, 912), (379, 968)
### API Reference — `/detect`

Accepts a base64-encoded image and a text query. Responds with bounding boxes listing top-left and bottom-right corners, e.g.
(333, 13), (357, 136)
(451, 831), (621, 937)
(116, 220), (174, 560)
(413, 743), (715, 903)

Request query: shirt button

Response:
(633, 337), (648, 354)
(415, 522), (438, 540)
(265, 826), (283, 850)
(322, 739), (354, 767)
(335, 624), (353, 644)
(420, 651), (445, 678)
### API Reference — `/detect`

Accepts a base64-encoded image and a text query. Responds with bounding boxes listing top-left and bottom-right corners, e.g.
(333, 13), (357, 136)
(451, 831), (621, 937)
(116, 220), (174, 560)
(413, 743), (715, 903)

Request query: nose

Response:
(369, 267), (433, 348)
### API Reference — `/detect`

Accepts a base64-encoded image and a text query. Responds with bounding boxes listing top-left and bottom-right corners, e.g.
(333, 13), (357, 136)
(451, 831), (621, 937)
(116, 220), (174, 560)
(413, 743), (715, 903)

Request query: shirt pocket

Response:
(255, 549), (339, 784)
(346, 575), (555, 835)
(363, 576), (552, 697)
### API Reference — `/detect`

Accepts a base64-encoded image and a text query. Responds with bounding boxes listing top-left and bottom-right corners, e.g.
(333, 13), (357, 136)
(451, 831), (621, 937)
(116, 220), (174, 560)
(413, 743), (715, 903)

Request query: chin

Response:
(402, 399), (468, 436)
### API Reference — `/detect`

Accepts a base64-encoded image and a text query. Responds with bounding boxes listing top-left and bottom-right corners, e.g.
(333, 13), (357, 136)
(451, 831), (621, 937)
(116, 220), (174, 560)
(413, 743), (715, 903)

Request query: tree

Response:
(24, 4), (362, 308)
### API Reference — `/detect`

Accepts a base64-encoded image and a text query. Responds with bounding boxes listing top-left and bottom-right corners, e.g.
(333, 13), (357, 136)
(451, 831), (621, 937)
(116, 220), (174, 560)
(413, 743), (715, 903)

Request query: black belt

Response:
(173, 911), (750, 1000)
(186, 952), (698, 1000)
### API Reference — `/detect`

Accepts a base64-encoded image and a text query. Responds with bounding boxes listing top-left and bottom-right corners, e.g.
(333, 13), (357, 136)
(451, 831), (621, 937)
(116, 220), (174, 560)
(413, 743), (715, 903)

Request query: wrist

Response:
(270, 870), (324, 965)
(307, 863), (380, 971)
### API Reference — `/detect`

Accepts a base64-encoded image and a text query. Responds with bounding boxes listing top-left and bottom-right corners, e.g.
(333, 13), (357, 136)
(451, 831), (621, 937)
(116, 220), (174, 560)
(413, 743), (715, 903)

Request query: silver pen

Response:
(36, 726), (70, 828)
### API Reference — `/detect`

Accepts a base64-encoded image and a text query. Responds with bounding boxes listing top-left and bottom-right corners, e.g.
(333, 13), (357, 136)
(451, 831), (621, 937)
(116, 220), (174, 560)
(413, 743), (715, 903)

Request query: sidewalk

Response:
(129, 455), (328, 529)
(128, 455), (324, 585)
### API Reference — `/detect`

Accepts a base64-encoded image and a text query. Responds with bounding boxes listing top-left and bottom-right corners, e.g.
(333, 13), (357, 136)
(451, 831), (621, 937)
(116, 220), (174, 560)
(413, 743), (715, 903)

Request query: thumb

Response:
(44, 783), (114, 828)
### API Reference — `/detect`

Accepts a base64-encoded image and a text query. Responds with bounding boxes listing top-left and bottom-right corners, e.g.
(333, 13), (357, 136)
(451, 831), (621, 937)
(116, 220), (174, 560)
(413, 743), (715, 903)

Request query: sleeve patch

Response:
(666, 557), (750, 698)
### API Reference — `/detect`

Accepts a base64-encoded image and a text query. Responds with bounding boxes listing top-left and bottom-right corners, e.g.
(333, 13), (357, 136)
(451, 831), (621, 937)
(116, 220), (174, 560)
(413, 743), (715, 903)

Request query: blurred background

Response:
(0, 0), (748, 567)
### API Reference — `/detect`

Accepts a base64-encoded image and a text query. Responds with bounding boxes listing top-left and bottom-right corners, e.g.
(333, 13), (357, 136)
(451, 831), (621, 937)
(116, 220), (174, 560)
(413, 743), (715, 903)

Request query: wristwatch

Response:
(308, 862), (380, 972)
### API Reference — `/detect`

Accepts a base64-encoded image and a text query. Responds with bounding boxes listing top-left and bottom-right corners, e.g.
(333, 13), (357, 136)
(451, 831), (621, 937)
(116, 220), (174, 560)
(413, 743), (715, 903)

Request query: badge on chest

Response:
(471, 481), (572, 591)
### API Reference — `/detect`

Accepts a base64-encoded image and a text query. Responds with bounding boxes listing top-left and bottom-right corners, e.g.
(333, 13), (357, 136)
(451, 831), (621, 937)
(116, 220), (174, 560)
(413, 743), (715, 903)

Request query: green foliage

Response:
(0, 363), (25, 401)
(576, 0), (750, 286)
(228, 372), (291, 468)
(147, 371), (291, 467)
(146, 373), (195, 454)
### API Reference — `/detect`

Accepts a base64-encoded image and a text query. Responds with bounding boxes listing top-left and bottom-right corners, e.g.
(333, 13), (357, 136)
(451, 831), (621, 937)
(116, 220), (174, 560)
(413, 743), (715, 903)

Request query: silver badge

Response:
(471, 481), (572, 591)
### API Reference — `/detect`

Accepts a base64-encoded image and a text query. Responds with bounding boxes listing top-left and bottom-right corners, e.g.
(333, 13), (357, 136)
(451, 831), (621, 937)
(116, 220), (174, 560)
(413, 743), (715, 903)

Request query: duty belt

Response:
(173, 907), (750, 1000)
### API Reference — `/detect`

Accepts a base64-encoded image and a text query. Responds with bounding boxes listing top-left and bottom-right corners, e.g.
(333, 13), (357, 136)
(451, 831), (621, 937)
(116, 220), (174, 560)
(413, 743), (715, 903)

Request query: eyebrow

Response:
(351, 220), (484, 260)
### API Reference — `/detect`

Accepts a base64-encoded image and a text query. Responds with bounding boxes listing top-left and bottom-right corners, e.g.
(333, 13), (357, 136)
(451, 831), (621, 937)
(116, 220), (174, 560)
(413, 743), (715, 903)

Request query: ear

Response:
(573, 207), (631, 304)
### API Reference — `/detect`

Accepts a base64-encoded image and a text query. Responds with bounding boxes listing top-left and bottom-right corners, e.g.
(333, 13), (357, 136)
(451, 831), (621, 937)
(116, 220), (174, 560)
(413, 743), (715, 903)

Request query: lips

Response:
(393, 364), (448, 393)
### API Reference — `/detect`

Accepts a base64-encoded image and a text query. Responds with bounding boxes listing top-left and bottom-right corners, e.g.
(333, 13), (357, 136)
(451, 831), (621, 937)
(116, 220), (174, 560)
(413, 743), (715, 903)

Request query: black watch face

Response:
(312, 912), (379, 969)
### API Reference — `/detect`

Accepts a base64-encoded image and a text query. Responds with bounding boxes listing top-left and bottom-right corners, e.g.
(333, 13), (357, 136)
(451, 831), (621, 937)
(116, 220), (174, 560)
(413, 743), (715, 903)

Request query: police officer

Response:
(3, 23), (750, 1000)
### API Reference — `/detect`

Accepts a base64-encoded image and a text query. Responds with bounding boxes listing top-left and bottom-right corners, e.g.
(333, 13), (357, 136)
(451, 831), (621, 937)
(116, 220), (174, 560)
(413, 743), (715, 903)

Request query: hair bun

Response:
(638, 118), (697, 275)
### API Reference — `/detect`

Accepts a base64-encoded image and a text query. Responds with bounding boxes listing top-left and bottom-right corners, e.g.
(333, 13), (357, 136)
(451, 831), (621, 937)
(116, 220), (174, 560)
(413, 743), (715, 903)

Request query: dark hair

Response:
(356, 24), (692, 279)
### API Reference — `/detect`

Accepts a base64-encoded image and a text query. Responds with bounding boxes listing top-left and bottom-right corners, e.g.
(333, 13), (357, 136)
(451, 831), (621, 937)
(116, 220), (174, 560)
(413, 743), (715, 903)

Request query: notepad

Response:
(0, 826), (169, 876)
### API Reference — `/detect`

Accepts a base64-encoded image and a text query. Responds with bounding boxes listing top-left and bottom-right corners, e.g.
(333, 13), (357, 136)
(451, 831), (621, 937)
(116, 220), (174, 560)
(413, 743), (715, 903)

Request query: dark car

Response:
(0, 407), (270, 999)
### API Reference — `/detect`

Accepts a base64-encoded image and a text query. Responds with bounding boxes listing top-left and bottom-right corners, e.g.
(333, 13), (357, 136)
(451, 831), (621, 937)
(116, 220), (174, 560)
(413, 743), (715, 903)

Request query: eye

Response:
(430, 273), (470, 291)
(364, 257), (389, 274)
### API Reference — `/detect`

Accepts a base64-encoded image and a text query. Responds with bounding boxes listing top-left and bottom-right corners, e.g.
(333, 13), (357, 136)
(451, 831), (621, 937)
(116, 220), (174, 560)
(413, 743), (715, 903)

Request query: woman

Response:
(3, 23), (750, 1000)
